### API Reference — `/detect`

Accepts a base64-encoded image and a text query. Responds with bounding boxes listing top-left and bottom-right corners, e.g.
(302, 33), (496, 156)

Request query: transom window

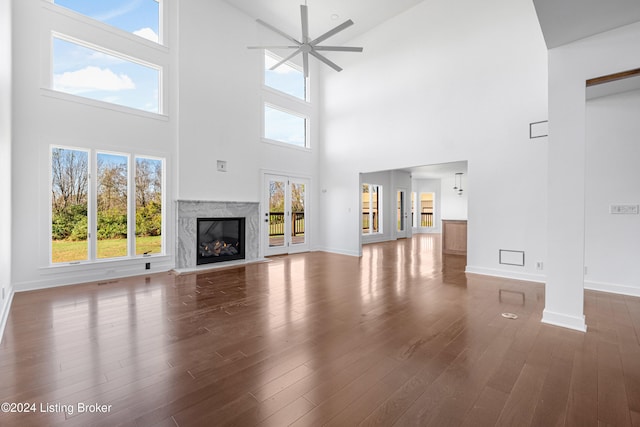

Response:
(264, 51), (307, 101)
(53, 0), (161, 44)
(52, 36), (161, 113)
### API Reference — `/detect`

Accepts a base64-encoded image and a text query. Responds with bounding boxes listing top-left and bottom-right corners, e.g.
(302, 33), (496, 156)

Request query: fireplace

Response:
(197, 217), (245, 265)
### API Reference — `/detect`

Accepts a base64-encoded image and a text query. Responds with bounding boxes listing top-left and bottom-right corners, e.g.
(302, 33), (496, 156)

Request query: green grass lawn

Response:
(52, 236), (162, 263)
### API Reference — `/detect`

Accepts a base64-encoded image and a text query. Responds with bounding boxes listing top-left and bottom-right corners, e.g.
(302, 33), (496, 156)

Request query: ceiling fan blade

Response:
(247, 46), (300, 50)
(256, 19), (301, 45)
(301, 5), (309, 43)
(270, 48), (303, 71)
(310, 20), (354, 46)
(313, 46), (363, 52)
(303, 52), (309, 78)
(309, 50), (343, 72)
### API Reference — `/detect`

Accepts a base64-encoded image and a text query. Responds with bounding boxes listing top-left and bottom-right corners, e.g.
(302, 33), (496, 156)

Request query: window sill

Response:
(41, 88), (169, 121)
(261, 137), (311, 152)
(41, 253), (170, 274)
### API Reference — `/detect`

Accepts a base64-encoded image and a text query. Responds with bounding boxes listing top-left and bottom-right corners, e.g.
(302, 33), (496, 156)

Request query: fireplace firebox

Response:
(197, 217), (245, 265)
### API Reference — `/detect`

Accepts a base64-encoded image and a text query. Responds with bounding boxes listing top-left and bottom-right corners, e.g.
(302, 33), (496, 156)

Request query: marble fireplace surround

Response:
(176, 200), (260, 271)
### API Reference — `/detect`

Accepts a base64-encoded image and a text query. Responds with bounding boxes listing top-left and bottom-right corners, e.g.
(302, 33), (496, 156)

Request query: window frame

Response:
(48, 0), (165, 46)
(262, 102), (310, 150)
(49, 145), (166, 266)
(263, 50), (310, 103)
(49, 32), (164, 116)
(362, 183), (383, 235)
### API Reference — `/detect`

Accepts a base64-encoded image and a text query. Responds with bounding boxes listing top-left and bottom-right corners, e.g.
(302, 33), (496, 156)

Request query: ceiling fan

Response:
(248, 4), (363, 77)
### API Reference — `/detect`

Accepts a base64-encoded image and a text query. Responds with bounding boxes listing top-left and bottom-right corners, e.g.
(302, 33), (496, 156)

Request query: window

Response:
(52, 36), (161, 113)
(53, 0), (161, 44)
(51, 148), (89, 263)
(135, 156), (163, 255)
(51, 147), (164, 264)
(262, 51), (311, 149)
(264, 104), (307, 148)
(420, 192), (434, 227)
(264, 51), (307, 101)
(97, 152), (129, 259)
(362, 184), (382, 234)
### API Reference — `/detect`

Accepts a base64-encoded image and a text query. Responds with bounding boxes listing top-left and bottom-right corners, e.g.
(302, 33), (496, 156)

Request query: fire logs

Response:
(199, 240), (239, 257)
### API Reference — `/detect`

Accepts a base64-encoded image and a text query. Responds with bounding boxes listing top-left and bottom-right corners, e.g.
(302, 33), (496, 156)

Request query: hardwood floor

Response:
(1, 234), (639, 426)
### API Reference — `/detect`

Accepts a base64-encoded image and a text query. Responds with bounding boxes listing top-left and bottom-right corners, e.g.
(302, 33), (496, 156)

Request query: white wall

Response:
(584, 89), (640, 297)
(440, 175), (468, 221)
(319, 0), (548, 281)
(10, 1), (178, 290)
(0, 0), (13, 339)
(545, 22), (640, 331)
(177, 0), (320, 249)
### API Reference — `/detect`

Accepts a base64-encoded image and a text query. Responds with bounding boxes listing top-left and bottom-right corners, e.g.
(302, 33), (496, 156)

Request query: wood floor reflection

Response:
(1, 234), (639, 426)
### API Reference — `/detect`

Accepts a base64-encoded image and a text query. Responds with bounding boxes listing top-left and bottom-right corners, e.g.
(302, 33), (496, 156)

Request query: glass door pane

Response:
(290, 181), (305, 245)
(268, 178), (286, 248)
(397, 190), (405, 232)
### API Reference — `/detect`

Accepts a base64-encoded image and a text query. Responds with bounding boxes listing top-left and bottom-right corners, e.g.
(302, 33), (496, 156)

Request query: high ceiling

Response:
(533, 0), (640, 48)
(220, 0), (426, 44)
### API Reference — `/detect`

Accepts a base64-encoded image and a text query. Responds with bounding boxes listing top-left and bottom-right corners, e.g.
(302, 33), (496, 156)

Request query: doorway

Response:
(262, 173), (310, 256)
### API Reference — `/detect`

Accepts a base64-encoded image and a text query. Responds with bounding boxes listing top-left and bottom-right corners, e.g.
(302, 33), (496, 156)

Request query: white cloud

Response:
(94, 0), (143, 22)
(53, 66), (135, 94)
(133, 27), (159, 43)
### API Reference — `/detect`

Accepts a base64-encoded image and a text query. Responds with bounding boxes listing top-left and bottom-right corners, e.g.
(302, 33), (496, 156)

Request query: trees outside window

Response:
(51, 147), (164, 264)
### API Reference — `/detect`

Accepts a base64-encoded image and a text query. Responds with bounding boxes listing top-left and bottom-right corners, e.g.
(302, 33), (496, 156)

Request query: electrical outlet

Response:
(216, 160), (227, 172)
(145, 262), (151, 270)
(536, 261), (544, 271)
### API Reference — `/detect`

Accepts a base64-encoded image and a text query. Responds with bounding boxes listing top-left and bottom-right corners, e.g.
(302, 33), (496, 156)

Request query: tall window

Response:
(97, 152), (129, 259)
(420, 193), (434, 227)
(51, 147), (164, 264)
(262, 51), (311, 149)
(52, 36), (161, 113)
(264, 51), (306, 101)
(53, 0), (161, 44)
(362, 184), (382, 234)
(135, 157), (163, 255)
(51, 148), (89, 263)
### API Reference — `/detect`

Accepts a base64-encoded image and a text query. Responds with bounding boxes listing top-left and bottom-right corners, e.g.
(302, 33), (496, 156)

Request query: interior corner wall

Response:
(0, 0), (13, 339)
(584, 89), (640, 297)
(545, 21), (640, 332)
(319, 0), (549, 282)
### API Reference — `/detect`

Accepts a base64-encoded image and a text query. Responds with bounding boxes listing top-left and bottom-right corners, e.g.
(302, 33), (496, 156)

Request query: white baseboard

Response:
(313, 247), (360, 257)
(0, 287), (15, 344)
(584, 280), (640, 298)
(465, 265), (546, 283)
(14, 259), (174, 292)
(542, 309), (587, 332)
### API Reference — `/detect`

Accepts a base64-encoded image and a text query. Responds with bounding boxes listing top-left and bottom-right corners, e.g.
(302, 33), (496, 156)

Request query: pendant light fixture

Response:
(453, 173), (464, 196)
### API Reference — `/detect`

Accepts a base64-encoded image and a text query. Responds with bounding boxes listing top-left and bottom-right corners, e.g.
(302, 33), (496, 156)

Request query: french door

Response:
(263, 173), (309, 256)
(397, 188), (409, 239)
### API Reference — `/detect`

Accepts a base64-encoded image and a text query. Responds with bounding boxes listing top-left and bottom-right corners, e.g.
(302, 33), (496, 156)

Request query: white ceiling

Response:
(221, 0), (426, 45)
(533, 0), (640, 48)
